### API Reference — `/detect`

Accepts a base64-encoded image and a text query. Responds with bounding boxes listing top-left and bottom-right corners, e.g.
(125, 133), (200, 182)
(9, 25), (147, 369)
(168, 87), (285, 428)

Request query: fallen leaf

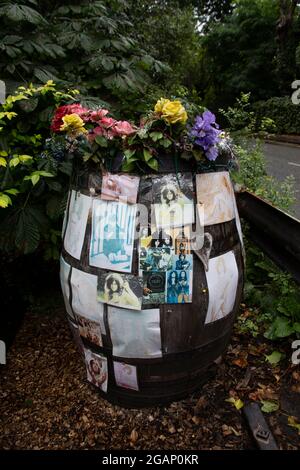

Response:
(288, 416), (300, 434)
(265, 351), (284, 365)
(260, 400), (279, 413)
(130, 429), (138, 443)
(226, 397), (244, 410)
(232, 356), (248, 368)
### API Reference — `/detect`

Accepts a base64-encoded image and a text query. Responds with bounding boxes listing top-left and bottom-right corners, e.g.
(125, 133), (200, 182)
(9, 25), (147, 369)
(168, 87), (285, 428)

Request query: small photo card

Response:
(153, 173), (194, 229)
(74, 313), (103, 347)
(165, 270), (193, 304)
(90, 199), (136, 273)
(84, 348), (108, 392)
(142, 271), (166, 305)
(113, 361), (139, 391)
(97, 272), (143, 310)
(101, 173), (140, 205)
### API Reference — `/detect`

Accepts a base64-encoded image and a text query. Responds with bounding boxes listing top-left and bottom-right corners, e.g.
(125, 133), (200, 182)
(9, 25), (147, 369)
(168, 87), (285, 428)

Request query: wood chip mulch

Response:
(0, 308), (299, 450)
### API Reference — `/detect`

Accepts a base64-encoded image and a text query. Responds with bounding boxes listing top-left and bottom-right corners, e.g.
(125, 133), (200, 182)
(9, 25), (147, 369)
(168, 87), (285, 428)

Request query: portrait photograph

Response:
(142, 271), (166, 305)
(97, 272), (143, 311)
(172, 253), (193, 271)
(84, 348), (108, 393)
(90, 199), (136, 273)
(173, 226), (192, 255)
(101, 172), (140, 205)
(113, 362), (139, 391)
(152, 173), (194, 228)
(74, 312), (103, 347)
(165, 269), (193, 304)
(139, 247), (173, 273)
(64, 190), (91, 260)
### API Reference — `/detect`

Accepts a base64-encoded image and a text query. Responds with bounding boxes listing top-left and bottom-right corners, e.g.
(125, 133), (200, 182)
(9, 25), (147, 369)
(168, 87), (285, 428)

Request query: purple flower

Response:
(189, 110), (221, 161)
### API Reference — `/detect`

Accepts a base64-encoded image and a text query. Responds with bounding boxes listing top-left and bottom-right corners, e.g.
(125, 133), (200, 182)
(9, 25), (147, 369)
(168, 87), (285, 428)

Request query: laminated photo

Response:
(74, 312), (103, 347)
(153, 173), (194, 228)
(101, 172), (140, 204)
(84, 348), (108, 392)
(70, 267), (106, 335)
(140, 226), (152, 248)
(97, 272), (143, 310)
(59, 256), (74, 319)
(142, 271), (166, 305)
(165, 270), (193, 304)
(64, 190), (91, 260)
(140, 247), (173, 273)
(113, 362), (139, 391)
(90, 199), (136, 273)
(108, 307), (162, 358)
(68, 320), (85, 357)
(205, 251), (239, 324)
(174, 227), (192, 255)
(172, 253), (193, 271)
(196, 172), (235, 226)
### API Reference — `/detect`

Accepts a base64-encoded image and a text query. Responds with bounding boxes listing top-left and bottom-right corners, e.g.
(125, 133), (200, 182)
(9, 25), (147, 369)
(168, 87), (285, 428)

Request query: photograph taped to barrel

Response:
(70, 267), (106, 335)
(59, 256), (74, 319)
(68, 320), (85, 357)
(113, 362), (139, 391)
(74, 312), (103, 347)
(64, 191), (91, 260)
(139, 246), (173, 273)
(165, 269), (193, 304)
(142, 271), (166, 305)
(84, 348), (108, 392)
(108, 306), (162, 358)
(153, 173), (194, 228)
(101, 172), (140, 204)
(90, 199), (136, 273)
(97, 272), (143, 310)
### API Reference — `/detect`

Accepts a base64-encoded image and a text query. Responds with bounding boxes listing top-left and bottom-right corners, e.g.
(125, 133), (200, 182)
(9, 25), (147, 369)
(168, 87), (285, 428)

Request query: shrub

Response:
(253, 97), (300, 135)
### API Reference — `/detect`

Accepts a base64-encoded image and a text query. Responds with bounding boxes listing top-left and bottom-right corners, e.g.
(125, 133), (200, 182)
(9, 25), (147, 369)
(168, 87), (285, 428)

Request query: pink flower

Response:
(113, 120), (135, 136)
(101, 117), (117, 128)
(88, 109), (109, 122)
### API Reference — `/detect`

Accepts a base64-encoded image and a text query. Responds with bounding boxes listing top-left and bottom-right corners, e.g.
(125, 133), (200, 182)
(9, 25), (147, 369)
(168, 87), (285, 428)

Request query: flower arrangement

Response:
(47, 98), (235, 173)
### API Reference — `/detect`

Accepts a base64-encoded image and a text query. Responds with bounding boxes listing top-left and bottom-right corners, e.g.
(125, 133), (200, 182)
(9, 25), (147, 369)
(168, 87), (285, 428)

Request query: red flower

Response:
(50, 104), (89, 133)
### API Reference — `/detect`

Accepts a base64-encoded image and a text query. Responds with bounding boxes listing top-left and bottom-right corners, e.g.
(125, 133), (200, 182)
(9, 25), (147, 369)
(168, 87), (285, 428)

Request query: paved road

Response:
(262, 142), (300, 219)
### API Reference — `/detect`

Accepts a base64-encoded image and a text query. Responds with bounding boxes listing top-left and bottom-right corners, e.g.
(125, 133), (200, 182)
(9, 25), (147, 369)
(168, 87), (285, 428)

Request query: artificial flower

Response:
(51, 104), (88, 132)
(189, 110), (221, 161)
(88, 109), (109, 122)
(154, 98), (188, 125)
(60, 113), (87, 136)
(113, 121), (135, 137)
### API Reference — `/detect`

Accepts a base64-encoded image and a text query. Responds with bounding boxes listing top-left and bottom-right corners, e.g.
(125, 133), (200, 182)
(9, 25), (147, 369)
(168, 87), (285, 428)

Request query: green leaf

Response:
(288, 416), (300, 434)
(31, 174), (40, 186)
(265, 351), (284, 365)
(264, 316), (294, 339)
(0, 193), (12, 208)
(5, 188), (19, 196)
(124, 149), (136, 160)
(150, 132), (163, 142)
(9, 157), (20, 167)
(292, 322), (300, 333)
(0, 157), (7, 167)
(95, 135), (108, 148)
(19, 155), (33, 163)
(147, 158), (158, 171)
(161, 138), (172, 148)
(260, 401), (279, 413)
(143, 149), (152, 162)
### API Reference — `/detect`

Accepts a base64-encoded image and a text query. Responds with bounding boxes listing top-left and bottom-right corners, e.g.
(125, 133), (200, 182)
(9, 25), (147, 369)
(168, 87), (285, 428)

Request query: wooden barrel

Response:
(60, 161), (244, 407)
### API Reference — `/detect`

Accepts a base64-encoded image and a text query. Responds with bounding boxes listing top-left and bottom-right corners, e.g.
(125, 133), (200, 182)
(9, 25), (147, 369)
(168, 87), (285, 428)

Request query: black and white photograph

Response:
(97, 272), (143, 310)
(90, 199), (136, 272)
(152, 173), (194, 228)
(142, 271), (166, 305)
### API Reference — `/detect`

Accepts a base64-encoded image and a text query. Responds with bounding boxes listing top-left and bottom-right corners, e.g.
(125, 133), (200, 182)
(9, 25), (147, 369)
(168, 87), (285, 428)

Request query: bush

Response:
(253, 97), (300, 135)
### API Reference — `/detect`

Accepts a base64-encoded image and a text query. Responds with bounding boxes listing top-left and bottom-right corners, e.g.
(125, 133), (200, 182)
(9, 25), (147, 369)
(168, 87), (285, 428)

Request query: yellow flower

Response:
(154, 98), (188, 125)
(60, 113), (87, 136)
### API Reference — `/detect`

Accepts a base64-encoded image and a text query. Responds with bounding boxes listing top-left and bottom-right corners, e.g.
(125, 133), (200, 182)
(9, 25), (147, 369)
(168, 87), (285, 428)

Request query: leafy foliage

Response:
(254, 96), (300, 135)
(0, 0), (167, 112)
(0, 81), (78, 257)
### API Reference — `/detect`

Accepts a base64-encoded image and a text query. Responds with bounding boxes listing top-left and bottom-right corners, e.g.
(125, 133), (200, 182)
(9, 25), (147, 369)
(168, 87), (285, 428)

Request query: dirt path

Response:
(0, 309), (299, 450)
